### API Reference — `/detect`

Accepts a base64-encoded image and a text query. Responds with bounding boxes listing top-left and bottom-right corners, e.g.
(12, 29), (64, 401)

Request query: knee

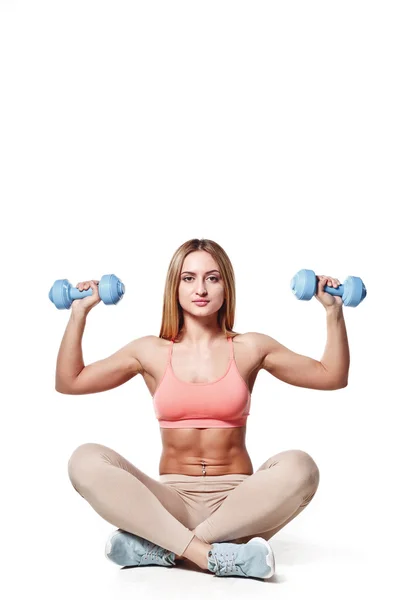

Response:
(270, 449), (319, 492)
(288, 449), (320, 491)
(67, 442), (105, 490)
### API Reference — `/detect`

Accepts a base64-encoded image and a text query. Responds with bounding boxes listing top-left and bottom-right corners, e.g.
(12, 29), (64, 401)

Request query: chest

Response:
(171, 349), (230, 383)
(141, 336), (262, 397)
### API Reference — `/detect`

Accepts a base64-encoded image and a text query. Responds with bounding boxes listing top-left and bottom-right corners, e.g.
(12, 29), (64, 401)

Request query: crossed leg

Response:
(68, 444), (319, 559)
(68, 442), (197, 556)
(193, 449), (320, 545)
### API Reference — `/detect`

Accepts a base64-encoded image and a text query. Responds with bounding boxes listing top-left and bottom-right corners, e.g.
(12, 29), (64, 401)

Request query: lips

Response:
(193, 300), (209, 304)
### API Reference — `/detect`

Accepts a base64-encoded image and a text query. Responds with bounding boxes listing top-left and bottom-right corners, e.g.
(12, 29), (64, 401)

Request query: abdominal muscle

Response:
(158, 425), (254, 476)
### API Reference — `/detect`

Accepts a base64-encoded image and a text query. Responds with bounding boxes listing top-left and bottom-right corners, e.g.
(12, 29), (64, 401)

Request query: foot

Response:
(105, 529), (176, 567)
(207, 537), (275, 580)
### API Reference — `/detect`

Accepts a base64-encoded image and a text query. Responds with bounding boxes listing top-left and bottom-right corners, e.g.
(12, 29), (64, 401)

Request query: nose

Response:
(196, 284), (208, 295)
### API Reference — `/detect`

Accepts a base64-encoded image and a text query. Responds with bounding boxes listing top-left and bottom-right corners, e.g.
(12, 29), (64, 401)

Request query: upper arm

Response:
(249, 331), (346, 391)
(57, 335), (154, 395)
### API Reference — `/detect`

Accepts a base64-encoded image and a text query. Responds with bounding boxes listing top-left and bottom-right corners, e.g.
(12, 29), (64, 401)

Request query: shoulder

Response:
(231, 332), (275, 372)
(138, 335), (164, 353)
(137, 334), (176, 358)
(126, 335), (160, 366)
(240, 331), (276, 357)
(132, 335), (160, 348)
(231, 332), (255, 345)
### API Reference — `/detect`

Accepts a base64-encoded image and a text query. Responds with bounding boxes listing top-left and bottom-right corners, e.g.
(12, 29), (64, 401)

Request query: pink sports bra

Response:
(152, 335), (251, 428)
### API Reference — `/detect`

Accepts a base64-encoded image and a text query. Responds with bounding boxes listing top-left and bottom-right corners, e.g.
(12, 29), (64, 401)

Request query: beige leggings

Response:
(68, 443), (320, 557)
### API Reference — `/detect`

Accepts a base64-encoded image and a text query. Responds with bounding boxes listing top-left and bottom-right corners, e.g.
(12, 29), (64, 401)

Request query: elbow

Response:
(55, 378), (66, 394)
(335, 379), (348, 390)
(55, 381), (76, 395)
(323, 378), (348, 390)
(55, 385), (70, 394)
(56, 373), (80, 394)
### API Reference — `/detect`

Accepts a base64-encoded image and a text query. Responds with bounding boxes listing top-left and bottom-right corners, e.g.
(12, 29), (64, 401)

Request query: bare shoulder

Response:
(228, 331), (266, 362)
(241, 331), (275, 358)
(134, 335), (172, 380)
(126, 335), (160, 372)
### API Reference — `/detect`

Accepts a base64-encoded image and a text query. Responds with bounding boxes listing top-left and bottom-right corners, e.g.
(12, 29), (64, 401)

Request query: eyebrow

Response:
(181, 270), (220, 275)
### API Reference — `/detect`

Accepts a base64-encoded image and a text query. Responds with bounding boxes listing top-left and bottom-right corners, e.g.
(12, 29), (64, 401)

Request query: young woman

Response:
(59, 238), (349, 580)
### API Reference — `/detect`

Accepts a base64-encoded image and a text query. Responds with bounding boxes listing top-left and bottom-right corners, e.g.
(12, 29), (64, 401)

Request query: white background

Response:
(1, 1), (398, 598)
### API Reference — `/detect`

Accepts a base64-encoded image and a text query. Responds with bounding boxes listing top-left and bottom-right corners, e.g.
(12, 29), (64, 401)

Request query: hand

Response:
(314, 275), (343, 309)
(71, 279), (101, 315)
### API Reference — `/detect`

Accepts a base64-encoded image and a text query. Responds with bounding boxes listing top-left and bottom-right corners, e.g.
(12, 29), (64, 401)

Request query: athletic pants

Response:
(68, 442), (320, 556)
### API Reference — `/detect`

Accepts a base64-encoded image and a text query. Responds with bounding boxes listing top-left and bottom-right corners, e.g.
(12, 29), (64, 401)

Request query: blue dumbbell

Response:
(49, 274), (125, 309)
(290, 269), (367, 307)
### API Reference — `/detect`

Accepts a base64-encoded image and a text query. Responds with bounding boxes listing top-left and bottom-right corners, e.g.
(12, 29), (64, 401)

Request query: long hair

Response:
(158, 238), (239, 341)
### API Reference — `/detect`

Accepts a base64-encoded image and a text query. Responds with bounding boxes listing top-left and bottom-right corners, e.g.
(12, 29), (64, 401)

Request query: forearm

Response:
(55, 311), (87, 391)
(320, 307), (350, 385)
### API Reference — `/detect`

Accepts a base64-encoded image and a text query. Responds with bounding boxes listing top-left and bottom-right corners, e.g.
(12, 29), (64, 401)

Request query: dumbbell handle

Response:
(322, 284), (344, 297)
(69, 284), (99, 301)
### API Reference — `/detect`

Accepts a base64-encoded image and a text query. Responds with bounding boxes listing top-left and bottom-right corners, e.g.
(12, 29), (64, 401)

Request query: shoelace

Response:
(212, 550), (240, 575)
(142, 539), (170, 561)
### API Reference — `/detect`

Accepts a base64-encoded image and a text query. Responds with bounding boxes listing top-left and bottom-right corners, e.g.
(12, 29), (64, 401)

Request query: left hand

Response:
(314, 275), (343, 309)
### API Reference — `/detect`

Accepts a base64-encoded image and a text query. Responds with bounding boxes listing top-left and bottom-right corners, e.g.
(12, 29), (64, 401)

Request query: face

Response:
(178, 251), (225, 315)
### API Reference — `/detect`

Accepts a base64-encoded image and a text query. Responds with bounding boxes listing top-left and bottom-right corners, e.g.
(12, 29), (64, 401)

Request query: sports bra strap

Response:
(227, 335), (234, 360)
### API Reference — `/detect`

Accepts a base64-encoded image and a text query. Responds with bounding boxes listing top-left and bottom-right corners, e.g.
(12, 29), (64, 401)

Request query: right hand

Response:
(71, 280), (101, 314)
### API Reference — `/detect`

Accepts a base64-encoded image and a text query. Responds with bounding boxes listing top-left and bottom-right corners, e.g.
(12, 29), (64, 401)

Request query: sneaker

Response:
(207, 537), (275, 580)
(105, 529), (176, 567)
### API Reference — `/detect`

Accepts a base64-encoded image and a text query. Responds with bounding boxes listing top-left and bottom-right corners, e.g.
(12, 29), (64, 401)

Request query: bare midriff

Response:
(159, 425), (254, 476)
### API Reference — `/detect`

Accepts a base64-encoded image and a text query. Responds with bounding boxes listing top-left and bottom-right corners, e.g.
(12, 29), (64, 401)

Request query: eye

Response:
(182, 276), (219, 282)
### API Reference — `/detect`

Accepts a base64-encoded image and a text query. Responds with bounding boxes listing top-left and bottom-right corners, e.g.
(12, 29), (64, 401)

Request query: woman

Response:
(60, 238), (349, 580)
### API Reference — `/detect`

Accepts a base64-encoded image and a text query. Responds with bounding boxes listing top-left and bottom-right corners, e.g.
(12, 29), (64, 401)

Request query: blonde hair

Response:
(158, 238), (239, 341)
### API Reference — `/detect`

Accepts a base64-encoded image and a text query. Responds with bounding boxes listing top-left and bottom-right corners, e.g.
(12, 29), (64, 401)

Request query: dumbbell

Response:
(49, 274), (125, 309)
(290, 269), (367, 307)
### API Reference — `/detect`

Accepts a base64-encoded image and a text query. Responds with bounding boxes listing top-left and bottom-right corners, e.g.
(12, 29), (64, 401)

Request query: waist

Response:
(159, 450), (253, 477)
(159, 472), (250, 483)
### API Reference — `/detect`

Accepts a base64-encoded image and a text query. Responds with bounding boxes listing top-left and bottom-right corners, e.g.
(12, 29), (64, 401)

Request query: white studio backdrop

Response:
(1, 1), (399, 599)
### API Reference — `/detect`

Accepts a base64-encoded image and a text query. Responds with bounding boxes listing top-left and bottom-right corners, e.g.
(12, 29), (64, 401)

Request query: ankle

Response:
(182, 536), (213, 569)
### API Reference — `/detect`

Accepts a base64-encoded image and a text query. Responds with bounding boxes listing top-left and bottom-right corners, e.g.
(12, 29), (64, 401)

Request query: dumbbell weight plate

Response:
(342, 276), (367, 307)
(290, 269), (317, 300)
(99, 274), (125, 305)
(48, 279), (72, 309)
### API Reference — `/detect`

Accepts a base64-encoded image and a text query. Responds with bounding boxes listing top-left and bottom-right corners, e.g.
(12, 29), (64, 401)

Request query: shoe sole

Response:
(247, 537), (275, 579)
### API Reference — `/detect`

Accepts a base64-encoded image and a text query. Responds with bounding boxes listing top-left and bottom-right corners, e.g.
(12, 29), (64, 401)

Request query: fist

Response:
(71, 279), (101, 314)
(314, 275), (343, 309)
